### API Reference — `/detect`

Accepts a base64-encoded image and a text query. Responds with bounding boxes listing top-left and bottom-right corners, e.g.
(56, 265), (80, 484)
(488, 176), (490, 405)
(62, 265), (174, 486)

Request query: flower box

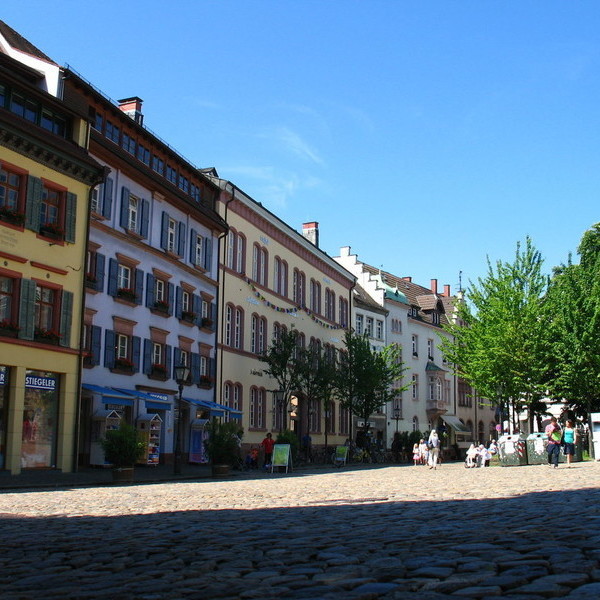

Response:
(114, 357), (135, 371)
(0, 320), (19, 338)
(39, 222), (64, 239)
(201, 317), (213, 328)
(181, 310), (197, 323)
(34, 327), (61, 344)
(0, 207), (25, 226)
(150, 364), (168, 379)
(117, 288), (137, 302)
(153, 300), (170, 312)
(199, 375), (214, 388)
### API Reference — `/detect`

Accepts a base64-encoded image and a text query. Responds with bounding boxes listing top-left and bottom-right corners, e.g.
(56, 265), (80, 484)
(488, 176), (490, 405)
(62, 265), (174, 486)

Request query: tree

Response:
(440, 237), (549, 432)
(544, 224), (600, 422)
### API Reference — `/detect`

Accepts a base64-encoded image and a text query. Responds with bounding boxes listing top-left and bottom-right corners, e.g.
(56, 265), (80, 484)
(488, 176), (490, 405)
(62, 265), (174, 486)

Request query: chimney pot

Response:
(302, 222), (319, 247)
(118, 96), (144, 125)
(431, 279), (438, 294)
(443, 284), (451, 297)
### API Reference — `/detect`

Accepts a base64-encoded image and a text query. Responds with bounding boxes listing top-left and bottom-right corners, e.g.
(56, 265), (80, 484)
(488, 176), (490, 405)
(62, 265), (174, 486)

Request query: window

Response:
(34, 285), (56, 332)
(325, 289), (335, 321)
(225, 304), (243, 349)
(376, 319), (383, 340)
(178, 175), (189, 194)
(40, 109), (66, 136)
(127, 194), (139, 232)
(309, 279), (321, 314)
(251, 314), (267, 355)
(0, 275), (16, 325)
(252, 244), (268, 286)
(355, 314), (364, 335)
(194, 232), (204, 267)
(137, 144), (150, 166)
(392, 318), (402, 333)
(0, 165), (24, 217)
(427, 339), (434, 360)
(152, 155), (164, 175)
(190, 183), (201, 202)
(365, 317), (374, 337)
(432, 312), (440, 325)
(226, 231), (235, 269)
(167, 218), (177, 253)
(121, 133), (136, 154)
(166, 165), (177, 185)
(412, 334), (418, 357)
(181, 290), (191, 314)
(91, 109), (103, 132)
(412, 374), (418, 400)
(339, 298), (348, 328)
(249, 387), (265, 429)
(105, 120), (120, 144)
(293, 269), (305, 306)
(339, 405), (349, 435)
(118, 264), (132, 290)
(274, 257), (288, 296)
(412, 416), (419, 432)
(10, 92), (37, 122)
(152, 342), (163, 366)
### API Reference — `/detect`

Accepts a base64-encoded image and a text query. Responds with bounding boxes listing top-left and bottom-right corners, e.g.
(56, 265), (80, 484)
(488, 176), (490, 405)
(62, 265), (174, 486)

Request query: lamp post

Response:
(393, 405), (402, 433)
(173, 363), (190, 475)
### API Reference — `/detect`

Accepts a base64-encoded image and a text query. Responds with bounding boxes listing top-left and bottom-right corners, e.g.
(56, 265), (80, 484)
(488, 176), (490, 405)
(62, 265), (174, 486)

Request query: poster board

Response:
(334, 445), (348, 466)
(271, 444), (292, 473)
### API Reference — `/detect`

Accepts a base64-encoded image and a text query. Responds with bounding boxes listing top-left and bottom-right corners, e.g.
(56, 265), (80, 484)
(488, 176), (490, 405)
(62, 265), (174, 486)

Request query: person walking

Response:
(563, 420), (577, 467)
(427, 430), (441, 470)
(412, 442), (420, 466)
(261, 432), (275, 469)
(545, 416), (562, 468)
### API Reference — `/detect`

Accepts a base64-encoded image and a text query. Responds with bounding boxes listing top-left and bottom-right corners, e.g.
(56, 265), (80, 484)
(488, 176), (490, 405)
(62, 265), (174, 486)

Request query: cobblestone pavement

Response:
(1, 462), (599, 600)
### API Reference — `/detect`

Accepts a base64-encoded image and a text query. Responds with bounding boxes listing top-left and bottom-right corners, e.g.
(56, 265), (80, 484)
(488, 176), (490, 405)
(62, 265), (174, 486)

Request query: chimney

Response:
(302, 222), (319, 247)
(443, 284), (451, 297)
(430, 279), (438, 294)
(118, 96), (144, 125)
(402, 276), (412, 282)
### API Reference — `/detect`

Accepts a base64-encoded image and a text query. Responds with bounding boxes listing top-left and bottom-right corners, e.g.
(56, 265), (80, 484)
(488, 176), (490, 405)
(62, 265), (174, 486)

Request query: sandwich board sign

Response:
(271, 444), (292, 473)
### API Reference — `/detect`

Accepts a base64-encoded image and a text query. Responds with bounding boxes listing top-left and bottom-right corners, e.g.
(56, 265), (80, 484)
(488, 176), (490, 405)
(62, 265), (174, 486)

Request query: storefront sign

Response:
(271, 444), (291, 473)
(25, 376), (56, 390)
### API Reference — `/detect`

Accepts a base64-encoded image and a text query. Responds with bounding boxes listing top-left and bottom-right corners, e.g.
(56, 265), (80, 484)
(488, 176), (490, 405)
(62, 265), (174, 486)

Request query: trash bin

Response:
(526, 433), (548, 465)
(498, 434), (528, 466)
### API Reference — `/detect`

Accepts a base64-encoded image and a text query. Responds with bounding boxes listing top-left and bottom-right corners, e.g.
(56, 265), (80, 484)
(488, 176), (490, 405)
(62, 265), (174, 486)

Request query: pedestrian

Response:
(418, 438), (428, 465)
(478, 444), (492, 467)
(562, 419), (577, 467)
(301, 433), (313, 462)
(545, 416), (562, 468)
(391, 433), (402, 463)
(261, 432), (275, 468)
(427, 429), (441, 470)
(412, 442), (420, 466)
(465, 443), (478, 468)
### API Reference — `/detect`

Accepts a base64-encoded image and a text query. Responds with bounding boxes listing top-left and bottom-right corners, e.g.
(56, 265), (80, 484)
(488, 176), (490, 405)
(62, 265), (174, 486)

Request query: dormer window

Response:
(432, 311), (440, 325)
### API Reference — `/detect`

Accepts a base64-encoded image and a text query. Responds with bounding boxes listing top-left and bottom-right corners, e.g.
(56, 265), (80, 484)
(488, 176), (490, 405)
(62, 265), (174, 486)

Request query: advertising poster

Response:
(271, 444), (291, 472)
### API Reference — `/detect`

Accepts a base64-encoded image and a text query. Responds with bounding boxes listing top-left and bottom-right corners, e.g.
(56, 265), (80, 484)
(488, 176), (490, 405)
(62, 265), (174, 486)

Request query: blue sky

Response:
(4, 1), (600, 293)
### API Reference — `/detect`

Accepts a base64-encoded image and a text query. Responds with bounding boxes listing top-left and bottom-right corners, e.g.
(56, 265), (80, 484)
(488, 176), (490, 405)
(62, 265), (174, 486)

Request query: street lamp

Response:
(393, 405), (402, 433)
(173, 363), (190, 474)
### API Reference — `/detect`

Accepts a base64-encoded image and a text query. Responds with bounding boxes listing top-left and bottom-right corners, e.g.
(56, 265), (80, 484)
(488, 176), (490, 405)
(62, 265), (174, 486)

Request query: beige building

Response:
(210, 176), (356, 451)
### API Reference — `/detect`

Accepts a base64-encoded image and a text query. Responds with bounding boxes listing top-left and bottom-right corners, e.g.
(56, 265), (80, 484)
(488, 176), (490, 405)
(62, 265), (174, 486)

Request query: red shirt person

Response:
(261, 432), (275, 467)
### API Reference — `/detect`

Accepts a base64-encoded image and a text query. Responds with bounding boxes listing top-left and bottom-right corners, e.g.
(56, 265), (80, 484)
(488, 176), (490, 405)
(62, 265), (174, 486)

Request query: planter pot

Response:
(112, 467), (135, 482)
(211, 464), (231, 477)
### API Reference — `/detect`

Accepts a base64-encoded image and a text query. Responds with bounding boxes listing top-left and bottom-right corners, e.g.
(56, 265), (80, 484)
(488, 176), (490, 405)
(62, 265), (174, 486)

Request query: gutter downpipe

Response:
(347, 279), (356, 444)
(73, 164), (109, 473)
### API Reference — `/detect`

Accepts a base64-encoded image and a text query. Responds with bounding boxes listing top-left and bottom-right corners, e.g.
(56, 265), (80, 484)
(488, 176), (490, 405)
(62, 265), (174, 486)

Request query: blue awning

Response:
(228, 410), (243, 420)
(81, 384), (134, 406)
(114, 388), (173, 411)
(184, 397), (227, 417)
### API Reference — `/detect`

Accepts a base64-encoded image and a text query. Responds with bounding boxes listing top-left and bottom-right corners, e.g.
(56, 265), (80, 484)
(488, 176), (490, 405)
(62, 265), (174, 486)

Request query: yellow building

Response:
(0, 23), (104, 473)
(210, 175), (356, 452)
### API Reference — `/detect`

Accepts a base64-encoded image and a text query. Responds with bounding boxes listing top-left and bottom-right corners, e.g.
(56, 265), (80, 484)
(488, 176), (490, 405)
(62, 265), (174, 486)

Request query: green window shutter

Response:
(18, 279), (36, 340)
(65, 192), (77, 243)
(59, 290), (73, 347)
(25, 176), (42, 232)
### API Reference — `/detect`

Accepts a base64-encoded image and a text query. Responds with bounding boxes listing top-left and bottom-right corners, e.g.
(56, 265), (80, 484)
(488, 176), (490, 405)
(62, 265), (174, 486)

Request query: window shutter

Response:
(91, 325), (102, 365)
(104, 329), (116, 368)
(189, 228), (197, 264)
(135, 269), (144, 305)
(177, 222), (186, 257)
(59, 290), (73, 347)
(107, 258), (118, 296)
(145, 273), (155, 308)
(132, 336), (141, 373)
(204, 237), (213, 271)
(25, 175), (42, 232)
(119, 187), (130, 229)
(18, 279), (36, 340)
(65, 192), (77, 243)
(165, 344), (172, 379)
(143, 338), (152, 375)
(140, 198), (149, 238)
(167, 282), (175, 316)
(173, 347), (181, 379)
(192, 294), (201, 326)
(191, 352), (201, 384)
(102, 177), (113, 219)
(209, 356), (216, 378)
(175, 286), (183, 320)
(96, 253), (105, 293)
(160, 211), (169, 250)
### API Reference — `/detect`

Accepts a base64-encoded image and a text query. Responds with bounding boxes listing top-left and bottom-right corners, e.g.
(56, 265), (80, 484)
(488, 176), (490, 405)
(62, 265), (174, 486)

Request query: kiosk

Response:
(90, 409), (121, 466)
(137, 413), (162, 465)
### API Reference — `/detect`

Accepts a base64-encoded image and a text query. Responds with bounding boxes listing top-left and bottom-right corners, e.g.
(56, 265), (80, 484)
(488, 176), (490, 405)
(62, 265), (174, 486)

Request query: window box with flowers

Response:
(82, 351), (94, 367)
(34, 327), (61, 345)
(39, 222), (64, 240)
(181, 310), (197, 324)
(0, 207), (25, 227)
(199, 375), (214, 388)
(85, 273), (97, 288)
(153, 300), (170, 313)
(0, 320), (20, 338)
(150, 363), (168, 379)
(116, 288), (137, 303)
(113, 357), (135, 373)
(201, 317), (213, 329)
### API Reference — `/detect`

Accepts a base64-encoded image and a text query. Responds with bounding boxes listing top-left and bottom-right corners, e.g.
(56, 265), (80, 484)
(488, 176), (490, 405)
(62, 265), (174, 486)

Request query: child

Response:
(412, 443), (420, 466)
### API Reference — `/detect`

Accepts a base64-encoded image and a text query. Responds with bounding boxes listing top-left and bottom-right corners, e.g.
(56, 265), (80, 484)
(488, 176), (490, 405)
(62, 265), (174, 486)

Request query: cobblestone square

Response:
(1, 462), (599, 599)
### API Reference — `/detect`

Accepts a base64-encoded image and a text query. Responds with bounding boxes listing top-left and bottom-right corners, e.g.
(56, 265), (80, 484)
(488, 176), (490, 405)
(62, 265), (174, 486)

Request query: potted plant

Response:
(204, 419), (241, 476)
(100, 423), (145, 481)
(116, 287), (137, 302)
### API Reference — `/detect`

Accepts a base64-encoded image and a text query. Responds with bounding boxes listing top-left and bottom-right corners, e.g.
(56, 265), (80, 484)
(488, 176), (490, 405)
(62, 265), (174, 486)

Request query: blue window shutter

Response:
(193, 294), (202, 326)
(146, 273), (155, 308)
(165, 345), (172, 379)
(160, 211), (169, 250)
(204, 237), (213, 271)
(132, 336), (141, 372)
(102, 177), (113, 219)
(173, 347), (181, 379)
(209, 357), (216, 378)
(96, 253), (105, 293)
(177, 222), (186, 257)
(175, 286), (183, 319)
(189, 228), (197, 264)
(120, 187), (129, 229)
(167, 282), (174, 315)
(59, 290), (73, 347)
(25, 175), (42, 232)
(191, 352), (201, 384)
(91, 325), (102, 365)
(135, 269), (144, 305)
(104, 329), (116, 368)
(140, 198), (149, 238)
(143, 338), (152, 374)
(107, 258), (118, 296)
(18, 279), (36, 340)
(65, 192), (77, 243)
